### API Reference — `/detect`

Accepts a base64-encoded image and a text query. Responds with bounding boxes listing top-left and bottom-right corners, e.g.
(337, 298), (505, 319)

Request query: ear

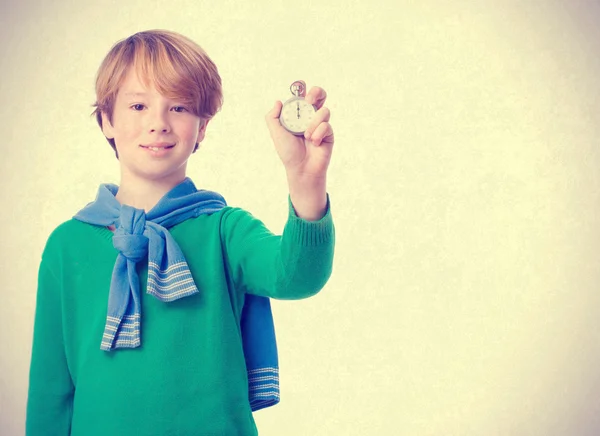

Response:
(195, 119), (210, 144)
(100, 112), (115, 139)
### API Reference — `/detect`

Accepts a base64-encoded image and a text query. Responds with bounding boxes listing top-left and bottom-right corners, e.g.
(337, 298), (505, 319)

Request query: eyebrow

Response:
(123, 92), (148, 97)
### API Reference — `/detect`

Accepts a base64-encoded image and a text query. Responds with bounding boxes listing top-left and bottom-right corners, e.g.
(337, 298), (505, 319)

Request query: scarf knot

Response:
(112, 232), (148, 262)
(112, 206), (149, 262)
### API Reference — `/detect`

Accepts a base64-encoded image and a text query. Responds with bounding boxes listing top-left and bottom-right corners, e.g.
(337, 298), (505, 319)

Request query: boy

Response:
(26, 30), (334, 435)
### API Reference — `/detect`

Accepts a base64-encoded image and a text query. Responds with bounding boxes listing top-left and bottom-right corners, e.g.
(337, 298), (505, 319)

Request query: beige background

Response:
(1, 1), (600, 435)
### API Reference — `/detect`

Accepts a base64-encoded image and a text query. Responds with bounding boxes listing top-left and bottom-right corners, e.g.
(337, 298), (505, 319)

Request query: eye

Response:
(172, 106), (188, 113)
(130, 104), (145, 111)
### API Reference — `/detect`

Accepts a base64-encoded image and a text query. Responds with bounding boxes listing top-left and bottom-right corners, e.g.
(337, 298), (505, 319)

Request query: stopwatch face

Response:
(279, 97), (317, 136)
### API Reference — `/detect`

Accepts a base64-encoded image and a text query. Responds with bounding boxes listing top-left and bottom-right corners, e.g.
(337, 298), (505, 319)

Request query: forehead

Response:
(117, 68), (155, 95)
(115, 66), (189, 104)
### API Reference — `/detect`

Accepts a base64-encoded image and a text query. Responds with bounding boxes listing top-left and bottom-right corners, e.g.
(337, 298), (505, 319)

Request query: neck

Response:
(115, 173), (188, 212)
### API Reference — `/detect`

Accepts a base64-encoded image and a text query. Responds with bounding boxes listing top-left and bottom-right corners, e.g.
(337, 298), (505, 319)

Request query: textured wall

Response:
(1, 1), (599, 435)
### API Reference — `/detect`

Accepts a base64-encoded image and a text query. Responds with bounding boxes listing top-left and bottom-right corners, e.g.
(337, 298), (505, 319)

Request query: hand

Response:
(265, 84), (334, 180)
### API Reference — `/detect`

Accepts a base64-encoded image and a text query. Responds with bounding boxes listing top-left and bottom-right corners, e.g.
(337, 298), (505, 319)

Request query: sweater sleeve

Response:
(221, 195), (335, 300)
(26, 253), (74, 435)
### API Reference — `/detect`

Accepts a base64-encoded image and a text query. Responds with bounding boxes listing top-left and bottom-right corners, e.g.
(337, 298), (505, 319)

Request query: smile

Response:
(140, 143), (176, 156)
(143, 146), (174, 151)
(140, 144), (175, 150)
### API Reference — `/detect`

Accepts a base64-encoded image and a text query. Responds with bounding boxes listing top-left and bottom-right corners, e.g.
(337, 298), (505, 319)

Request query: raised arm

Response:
(222, 82), (336, 299)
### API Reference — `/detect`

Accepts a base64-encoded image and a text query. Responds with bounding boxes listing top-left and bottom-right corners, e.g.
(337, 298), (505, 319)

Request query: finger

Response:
(307, 122), (334, 147)
(265, 100), (283, 138)
(305, 86), (327, 109)
(304, 106), (330, 139)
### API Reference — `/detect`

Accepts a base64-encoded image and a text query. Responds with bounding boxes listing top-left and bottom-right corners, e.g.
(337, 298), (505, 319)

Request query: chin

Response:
(131, 165), (188, 181)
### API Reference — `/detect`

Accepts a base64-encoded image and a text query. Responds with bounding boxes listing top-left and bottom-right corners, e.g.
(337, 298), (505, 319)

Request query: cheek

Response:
(115, 117), (142, 140)
(177, 120), (201, 140)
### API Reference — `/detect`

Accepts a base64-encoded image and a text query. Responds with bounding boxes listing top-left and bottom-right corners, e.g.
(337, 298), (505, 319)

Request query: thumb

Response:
(265, 100), (283, 138)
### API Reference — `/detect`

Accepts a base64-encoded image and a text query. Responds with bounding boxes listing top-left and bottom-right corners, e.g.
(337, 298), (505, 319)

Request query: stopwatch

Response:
(279, 80), (317, 136)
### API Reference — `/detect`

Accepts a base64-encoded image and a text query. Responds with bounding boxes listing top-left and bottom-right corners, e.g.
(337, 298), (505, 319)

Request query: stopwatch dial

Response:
(280, 99), (316, 135)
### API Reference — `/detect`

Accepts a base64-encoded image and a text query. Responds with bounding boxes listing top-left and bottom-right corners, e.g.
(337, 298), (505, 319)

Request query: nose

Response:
(147, 109), (171, 133)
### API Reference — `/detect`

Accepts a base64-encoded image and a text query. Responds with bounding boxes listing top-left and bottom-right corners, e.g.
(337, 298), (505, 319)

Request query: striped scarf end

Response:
(248, 366), (279, 375)
(114, 337), (141, 348)
(248, 367), (280, 412)
(249, 393), (281, 412)
(100, 339), (141, 351)
(147, 285), (199, 302)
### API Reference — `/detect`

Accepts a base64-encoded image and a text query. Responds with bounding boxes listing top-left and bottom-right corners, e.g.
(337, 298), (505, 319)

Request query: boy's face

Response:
(101, 68), (207, 183)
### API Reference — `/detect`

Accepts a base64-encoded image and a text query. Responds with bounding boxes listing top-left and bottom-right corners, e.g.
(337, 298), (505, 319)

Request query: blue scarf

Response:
(73, 177), (279, 411)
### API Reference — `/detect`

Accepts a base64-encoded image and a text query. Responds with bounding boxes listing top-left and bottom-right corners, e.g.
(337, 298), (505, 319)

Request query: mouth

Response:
(139, 143), (176, 157)
(140, 143), (175, 151)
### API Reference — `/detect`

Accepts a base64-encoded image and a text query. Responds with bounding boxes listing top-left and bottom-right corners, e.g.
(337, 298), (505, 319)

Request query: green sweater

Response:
(26, 200), (334, 436)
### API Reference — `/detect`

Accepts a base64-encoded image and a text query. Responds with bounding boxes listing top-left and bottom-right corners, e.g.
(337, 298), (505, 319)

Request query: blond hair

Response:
(91, 30), (223, 156)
